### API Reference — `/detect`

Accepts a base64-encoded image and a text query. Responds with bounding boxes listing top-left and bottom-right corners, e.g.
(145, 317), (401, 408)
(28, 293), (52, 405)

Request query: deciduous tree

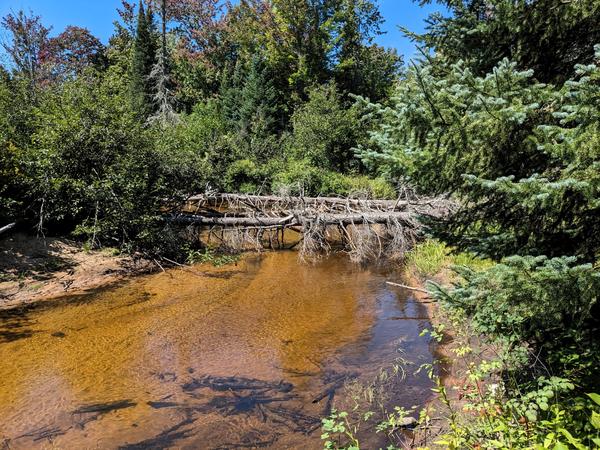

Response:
(1, 10), (51, 87)
(42, 26), (106, 80)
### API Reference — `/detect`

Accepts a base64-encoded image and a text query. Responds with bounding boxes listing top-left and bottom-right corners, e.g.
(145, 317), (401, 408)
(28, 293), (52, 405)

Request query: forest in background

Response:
(1, 0), (600, 448)
(0, 0), (401, 254)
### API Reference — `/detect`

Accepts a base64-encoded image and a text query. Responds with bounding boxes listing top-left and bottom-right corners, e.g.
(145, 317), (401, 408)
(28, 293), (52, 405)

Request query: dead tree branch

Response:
(171, 192), (455, 263)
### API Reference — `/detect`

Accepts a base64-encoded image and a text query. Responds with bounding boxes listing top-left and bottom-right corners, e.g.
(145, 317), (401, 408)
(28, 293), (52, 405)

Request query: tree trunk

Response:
(170, 212), (413, 227)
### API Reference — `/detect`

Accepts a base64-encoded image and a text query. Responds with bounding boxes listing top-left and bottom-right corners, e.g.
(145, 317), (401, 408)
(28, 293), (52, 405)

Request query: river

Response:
(0, 251), (435, 449)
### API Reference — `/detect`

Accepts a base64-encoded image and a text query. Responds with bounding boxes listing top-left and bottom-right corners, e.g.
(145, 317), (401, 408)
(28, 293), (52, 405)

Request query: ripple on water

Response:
(0, 252), (435, 449)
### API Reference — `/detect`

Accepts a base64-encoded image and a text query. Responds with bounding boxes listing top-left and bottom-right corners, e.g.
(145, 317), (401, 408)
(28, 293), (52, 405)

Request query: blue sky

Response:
(0, 0), (447, 61)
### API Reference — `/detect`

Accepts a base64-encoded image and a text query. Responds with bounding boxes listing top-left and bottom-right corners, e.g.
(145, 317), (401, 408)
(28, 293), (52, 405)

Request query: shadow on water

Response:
(12, 400), (138, 445)
(0, 287), (127, 343)
(123, 374), (324, 449)
(119, 417), (197, 450)
(0, 308), (38, 343)
(0, 251), (436, 449)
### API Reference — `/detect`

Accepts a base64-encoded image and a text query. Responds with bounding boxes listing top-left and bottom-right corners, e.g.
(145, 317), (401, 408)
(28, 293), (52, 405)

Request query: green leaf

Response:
(544, 432), (555, 447)
(558, 428), (586, 450)
(591, 411), (600, 430)
(587, 393), (600, 406)
(526, 410), (538, 422)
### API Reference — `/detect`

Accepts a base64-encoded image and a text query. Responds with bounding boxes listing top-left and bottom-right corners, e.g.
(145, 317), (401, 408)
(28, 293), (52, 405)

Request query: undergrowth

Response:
(321, 239), (600, 450)
(185, 247), (240, 267)
(404, 239), (492, 279)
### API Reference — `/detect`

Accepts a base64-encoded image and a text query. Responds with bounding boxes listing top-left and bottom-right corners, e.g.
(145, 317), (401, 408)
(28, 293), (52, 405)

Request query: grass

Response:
(405, 239), (493, 278)
(186, 248), (240, 267)
(101, 247), (121, 257)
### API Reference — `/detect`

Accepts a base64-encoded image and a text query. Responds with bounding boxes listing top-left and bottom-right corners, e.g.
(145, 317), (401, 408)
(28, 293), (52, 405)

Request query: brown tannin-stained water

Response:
(0, 252), (435, 449)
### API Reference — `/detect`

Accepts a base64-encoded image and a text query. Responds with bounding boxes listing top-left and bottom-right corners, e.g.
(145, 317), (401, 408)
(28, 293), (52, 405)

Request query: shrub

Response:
(288, 83), (365, 172)
(429, 256), (600, 349)
(225, 159), (270, 193)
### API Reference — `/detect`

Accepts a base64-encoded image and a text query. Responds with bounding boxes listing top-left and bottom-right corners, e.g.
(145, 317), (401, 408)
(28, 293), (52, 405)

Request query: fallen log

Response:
(170, 212), (414, 227)
(188, 193), (412, 210)
(174, 192), (454, 262)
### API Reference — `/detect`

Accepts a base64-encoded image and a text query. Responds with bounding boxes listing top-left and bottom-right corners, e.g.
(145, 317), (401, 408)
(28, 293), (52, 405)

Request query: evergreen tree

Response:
(220, 59), (245, 127)
(130, 0), (157, 119)
(357, 4), (600, 423)
(237, 55), (279, 139)
(412, 0), (600, 84)
(220, 55), (279, 147)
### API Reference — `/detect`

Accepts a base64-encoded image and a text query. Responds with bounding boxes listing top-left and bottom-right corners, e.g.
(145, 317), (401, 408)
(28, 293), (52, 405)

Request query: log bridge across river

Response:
(171, 193), (453, 262)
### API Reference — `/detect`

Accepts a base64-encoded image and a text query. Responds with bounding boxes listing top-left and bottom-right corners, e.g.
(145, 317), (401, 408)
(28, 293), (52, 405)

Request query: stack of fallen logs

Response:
(170, 193), (454, 262)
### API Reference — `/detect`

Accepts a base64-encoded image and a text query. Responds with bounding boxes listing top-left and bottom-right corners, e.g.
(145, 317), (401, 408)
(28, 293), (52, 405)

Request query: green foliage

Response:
(404, 239), (491, 278)
(413, 0), (600, 84)
(288, 83), (365, 172)
(436, 376), (600, 449)
(222, 0), (400, 107)
(14, 67), (204, 256)
(154, 100), (227, 188)
(1, 0), (397, 243)
(271, 160), (327, 196)
(186, 248), (240, 267)
(224, 159), (269, 193)
(0, 75), (26, 219)
(354, 2), (600, 448)
(321, 410), (360, 450)
(130, 1), (157, 118)
(357, 58), (555, 193)
(272, 159), (395, 198)
(429, 256), (600, 352)
(332, 0), (402, 100)
(359, 48), (600, 260)
(220, 55), (281, 161)
(319, 172), (395, 199)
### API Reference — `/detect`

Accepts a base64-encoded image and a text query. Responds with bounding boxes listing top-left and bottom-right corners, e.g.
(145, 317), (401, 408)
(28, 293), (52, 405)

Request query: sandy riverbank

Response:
(0, 233), (154, 310)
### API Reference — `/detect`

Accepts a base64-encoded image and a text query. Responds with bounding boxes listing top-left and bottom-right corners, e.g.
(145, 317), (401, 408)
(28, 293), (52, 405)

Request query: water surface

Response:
(0, 252), (434, 449)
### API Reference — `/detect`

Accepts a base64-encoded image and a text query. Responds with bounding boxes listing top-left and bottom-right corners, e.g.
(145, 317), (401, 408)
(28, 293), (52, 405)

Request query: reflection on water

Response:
(0, 252), (434, 449)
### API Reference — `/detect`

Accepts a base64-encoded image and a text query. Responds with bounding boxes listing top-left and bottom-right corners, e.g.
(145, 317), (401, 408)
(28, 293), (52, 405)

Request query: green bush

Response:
(320, 172), (396, 199)
(437, 377), (600, 450)
(273, 160), (395, 198)
(225, 159), (268, 193)
(271, 160), (328, 196)
(287, 83), (365, 173)
(429, 256), (600, 351)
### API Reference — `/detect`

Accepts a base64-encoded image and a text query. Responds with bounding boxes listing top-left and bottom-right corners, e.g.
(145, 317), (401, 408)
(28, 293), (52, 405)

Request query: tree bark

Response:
(187, 193), (413, 210)
(0, 222), (16, 236)
(170, 212), (413, 227)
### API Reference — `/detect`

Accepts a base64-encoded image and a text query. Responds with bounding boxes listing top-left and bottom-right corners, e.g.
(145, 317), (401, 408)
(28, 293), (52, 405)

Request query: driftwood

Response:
(386, 281), (430, 294)
(187, 193), (411, 211)
(173, 192), (455, 263)
(171, 212), (415, 227)
(0, 222), (16, 236)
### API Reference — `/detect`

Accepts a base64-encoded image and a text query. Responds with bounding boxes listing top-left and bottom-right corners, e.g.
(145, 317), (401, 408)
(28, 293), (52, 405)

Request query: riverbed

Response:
(0, 251), (435, 449)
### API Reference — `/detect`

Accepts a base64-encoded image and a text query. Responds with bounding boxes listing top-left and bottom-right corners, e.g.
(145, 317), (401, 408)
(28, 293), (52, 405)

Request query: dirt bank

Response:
(400, 264), (499, 448)
(0, 233), (153, 310)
